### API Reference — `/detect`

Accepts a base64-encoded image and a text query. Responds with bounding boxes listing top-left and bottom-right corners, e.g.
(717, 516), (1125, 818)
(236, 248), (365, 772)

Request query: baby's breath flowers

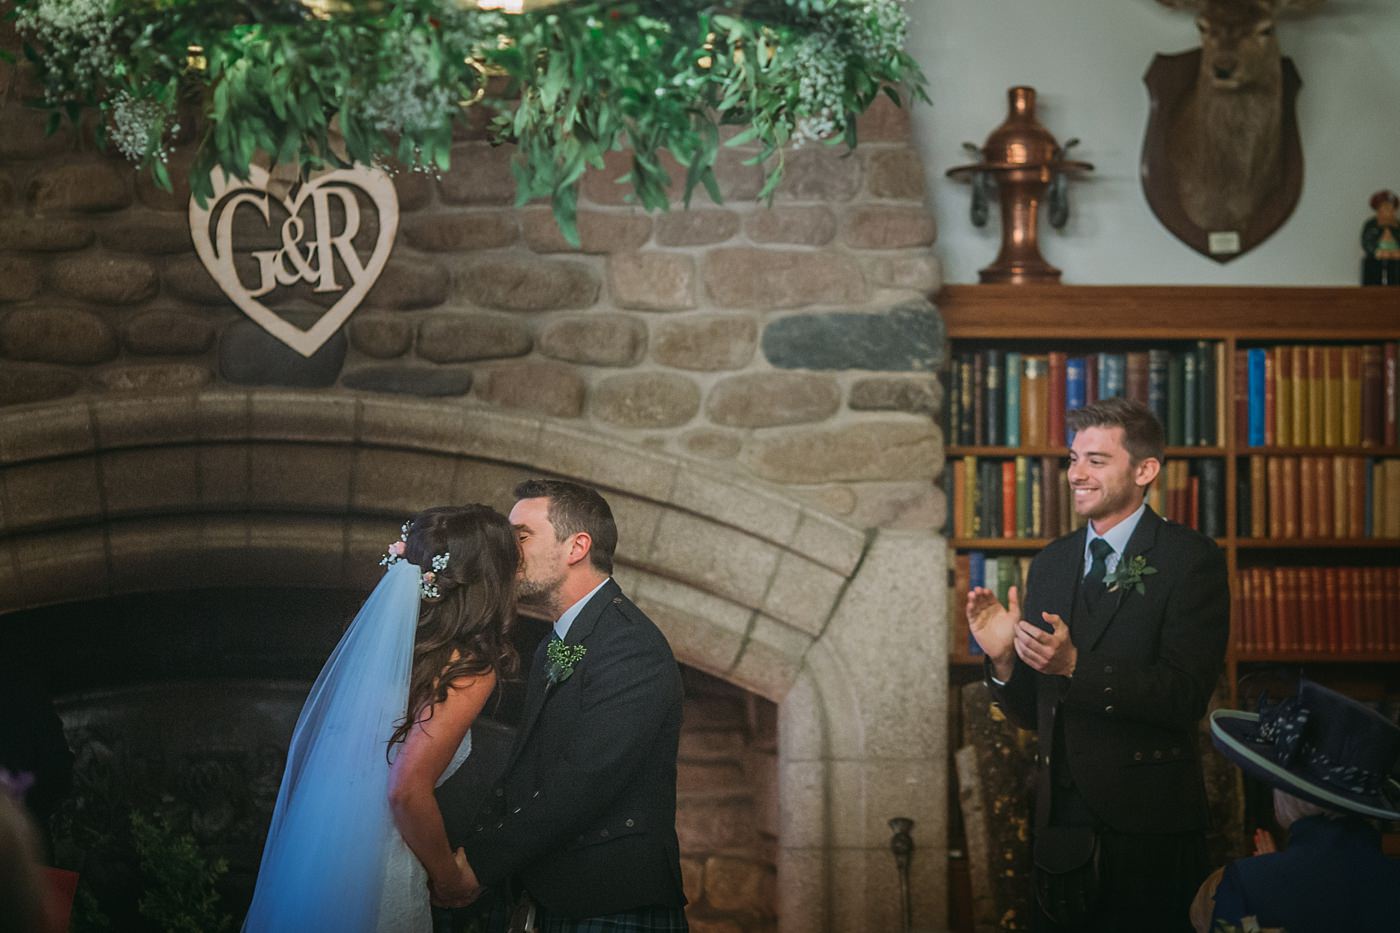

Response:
(13, 0), (119, 104)
(110, 92), (179, 164)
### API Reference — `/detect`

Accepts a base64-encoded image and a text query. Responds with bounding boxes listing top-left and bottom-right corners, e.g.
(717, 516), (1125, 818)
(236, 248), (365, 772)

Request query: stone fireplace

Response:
(0, 399), (947, 929)
(1, 34), (949, 928)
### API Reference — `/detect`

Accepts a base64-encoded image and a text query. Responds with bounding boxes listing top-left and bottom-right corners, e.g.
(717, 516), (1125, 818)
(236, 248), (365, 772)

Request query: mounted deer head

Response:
(1142, 0), (1325, 260)
(1157, 0), (1324, 91)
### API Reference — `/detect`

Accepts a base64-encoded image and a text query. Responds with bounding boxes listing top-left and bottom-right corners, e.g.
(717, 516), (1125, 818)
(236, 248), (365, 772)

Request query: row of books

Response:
(950, 551), (1030, 657)
(1235, 565), (1400, 654)
(1237, 343), (1399, 448)
(947, 342), (1226, 449)
(1237, 456), (1400, 540)
(949, 455), (1224, 540)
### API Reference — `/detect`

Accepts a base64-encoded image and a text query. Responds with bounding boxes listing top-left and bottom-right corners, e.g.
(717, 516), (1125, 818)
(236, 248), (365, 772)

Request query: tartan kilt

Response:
(537, 905), (689, 933)
(480, 899), (688, 933)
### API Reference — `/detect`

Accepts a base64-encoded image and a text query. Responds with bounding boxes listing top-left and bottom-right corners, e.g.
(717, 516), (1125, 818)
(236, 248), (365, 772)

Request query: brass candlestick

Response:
(947, 87), (1092, 284)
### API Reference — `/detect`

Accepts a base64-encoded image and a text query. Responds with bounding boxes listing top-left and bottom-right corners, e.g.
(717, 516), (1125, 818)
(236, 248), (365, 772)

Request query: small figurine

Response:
(1361, 189), (1400, 285)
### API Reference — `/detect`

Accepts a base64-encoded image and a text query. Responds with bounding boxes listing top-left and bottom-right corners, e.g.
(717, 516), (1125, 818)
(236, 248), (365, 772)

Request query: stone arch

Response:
(0, 389), (946, 931)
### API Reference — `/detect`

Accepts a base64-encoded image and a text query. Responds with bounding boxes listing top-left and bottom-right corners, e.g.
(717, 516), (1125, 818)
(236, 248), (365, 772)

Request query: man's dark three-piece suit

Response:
(990, 506), (1230, 932)
(460, 578), (687, 924)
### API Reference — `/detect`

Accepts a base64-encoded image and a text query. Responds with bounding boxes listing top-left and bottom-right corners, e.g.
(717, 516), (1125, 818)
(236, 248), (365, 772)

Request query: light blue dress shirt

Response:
(553, 578), (610, 641)
(1083, 501), (1147, 579)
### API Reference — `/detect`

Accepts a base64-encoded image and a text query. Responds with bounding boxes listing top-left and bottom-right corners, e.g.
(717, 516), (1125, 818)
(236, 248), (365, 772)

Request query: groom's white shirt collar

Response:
(554, 577), (610, 641)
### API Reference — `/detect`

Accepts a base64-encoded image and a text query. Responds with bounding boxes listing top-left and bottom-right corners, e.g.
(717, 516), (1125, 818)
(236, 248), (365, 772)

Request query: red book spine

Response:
(1236, 569), (1252, 653)
(1188, 475), (1200, 531)
(1248, 563), (1260, 650)
(1374, 565), (1388, 654)
(1288, 563), (1299, 650)
(1001, 459), (1016, 539)
(1356, 567), (1373, 656)
(1263, 348), (1276, 446)
(1126, 351), (1149, 404)
(1385, 342), (1398, 447)
(1361, 343), (1383, 446)
(1047, 351), (1067, 453)
(1322, 567), (1340, 652)
(1084, 354), (1099, 404)
(1261, 569), (1278, 653)
(1340, 567), (1359, 653)
(1308, 567), (1327, 653)
(1388, 567), (1400, 652)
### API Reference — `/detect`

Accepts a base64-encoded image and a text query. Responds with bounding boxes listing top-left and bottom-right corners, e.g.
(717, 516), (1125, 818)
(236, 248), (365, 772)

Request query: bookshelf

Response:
(939, 285), (1400, 691)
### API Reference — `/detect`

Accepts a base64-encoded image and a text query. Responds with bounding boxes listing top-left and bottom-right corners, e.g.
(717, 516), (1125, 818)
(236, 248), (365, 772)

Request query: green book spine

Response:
(1168, 353), (1186, 446)
(1183, 351), (1200, 447)
(1005, 351), (1022, 448)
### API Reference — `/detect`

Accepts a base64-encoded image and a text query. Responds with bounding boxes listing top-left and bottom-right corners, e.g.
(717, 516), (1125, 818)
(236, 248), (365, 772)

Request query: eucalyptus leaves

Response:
(1104, 555), (1157, 596)
(9, 0), (927, 244)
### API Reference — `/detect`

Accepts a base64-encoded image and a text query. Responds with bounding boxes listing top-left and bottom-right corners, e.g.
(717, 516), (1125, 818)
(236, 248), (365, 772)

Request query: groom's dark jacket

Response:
(461, 578), (687, 918)
(990, 506), (1229, 835)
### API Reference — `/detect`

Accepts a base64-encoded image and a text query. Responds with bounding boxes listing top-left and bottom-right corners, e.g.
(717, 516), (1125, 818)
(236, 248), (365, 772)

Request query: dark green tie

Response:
(1086, 537), (1114, 586)
(1084, 538), (1114, 611)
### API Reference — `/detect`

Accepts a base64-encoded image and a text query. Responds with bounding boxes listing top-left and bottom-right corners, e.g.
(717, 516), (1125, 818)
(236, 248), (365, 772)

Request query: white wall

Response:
(906, 0), (1400, 285)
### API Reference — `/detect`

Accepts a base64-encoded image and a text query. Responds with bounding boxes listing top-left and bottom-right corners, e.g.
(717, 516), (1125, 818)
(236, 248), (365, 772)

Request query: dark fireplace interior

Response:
(2, 586), (777, 931)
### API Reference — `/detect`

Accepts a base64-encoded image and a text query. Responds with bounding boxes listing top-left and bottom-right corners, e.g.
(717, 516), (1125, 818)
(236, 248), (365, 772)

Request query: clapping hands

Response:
(966, 585), (1079, 680)
(966, 585), (1021, 681)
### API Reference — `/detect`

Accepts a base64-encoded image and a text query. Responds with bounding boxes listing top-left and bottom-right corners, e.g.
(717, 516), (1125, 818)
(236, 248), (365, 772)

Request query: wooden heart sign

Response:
(189, 165), (399, 357)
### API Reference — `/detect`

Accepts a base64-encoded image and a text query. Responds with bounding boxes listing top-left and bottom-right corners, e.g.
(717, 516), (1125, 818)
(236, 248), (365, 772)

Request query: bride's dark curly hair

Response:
(387, 504), (519, 750)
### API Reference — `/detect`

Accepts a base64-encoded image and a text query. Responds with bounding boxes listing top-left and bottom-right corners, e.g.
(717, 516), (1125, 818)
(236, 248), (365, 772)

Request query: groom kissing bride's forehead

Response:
(243, 479), (688, 933)
(458, 479), (689, 933)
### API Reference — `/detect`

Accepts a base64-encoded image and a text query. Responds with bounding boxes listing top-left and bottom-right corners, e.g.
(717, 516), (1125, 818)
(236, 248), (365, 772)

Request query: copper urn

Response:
(947, 87), (1092, 284)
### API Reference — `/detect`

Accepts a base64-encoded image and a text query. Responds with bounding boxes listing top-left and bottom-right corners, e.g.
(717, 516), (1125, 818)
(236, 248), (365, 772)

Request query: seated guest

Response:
(1190, 680), (1400, 933)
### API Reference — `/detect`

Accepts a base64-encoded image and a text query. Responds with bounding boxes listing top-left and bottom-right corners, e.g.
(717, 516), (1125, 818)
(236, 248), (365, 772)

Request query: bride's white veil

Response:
(242, 559), (420, 932)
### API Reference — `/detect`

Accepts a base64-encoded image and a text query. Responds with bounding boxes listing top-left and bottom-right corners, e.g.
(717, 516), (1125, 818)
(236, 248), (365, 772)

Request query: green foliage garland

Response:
(9, 0), (927, 243)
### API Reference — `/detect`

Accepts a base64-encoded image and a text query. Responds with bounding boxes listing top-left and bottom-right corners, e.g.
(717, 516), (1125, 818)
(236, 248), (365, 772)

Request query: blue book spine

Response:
(968, 550), (986, 589)
(1247, 348), (1267, 447)
(1005, 351), (1022, 448)
(1065, 357), (1087, 443)
(1148, 348), (1171, 426)
(1099, 352), (1126, 399)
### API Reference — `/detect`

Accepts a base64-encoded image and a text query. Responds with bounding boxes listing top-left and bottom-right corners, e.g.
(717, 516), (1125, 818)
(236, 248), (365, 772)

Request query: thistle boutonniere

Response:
(545, 641), (587, 686)
(1104, 555), (1158, 595)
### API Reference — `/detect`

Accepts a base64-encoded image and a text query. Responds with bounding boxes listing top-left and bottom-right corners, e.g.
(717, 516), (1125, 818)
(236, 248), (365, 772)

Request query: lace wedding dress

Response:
(376, 732), (473, 932)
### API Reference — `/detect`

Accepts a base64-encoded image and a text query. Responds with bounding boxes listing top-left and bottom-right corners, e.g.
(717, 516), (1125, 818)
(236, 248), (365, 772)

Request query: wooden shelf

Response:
(948, 446), (1225, 458)
(1235, 652), (1400, 664)
(949, 538), (1054, 551)
(1234, 446), (1400, 457)
(1233, 538), (1400, 550)
(938, 285), (1400, 340)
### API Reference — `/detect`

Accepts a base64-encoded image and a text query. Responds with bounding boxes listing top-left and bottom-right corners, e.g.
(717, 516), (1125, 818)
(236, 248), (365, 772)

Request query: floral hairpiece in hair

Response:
(378, 520), (450, 599)
(419, 552), (451, 600)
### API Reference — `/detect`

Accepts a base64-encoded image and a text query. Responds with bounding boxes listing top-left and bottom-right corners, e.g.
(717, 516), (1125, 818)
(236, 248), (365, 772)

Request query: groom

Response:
(451, 479), (688, 930)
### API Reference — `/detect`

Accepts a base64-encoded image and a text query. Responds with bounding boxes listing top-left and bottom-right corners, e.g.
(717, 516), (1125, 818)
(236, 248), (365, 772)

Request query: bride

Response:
(243, 505), (518, 931)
